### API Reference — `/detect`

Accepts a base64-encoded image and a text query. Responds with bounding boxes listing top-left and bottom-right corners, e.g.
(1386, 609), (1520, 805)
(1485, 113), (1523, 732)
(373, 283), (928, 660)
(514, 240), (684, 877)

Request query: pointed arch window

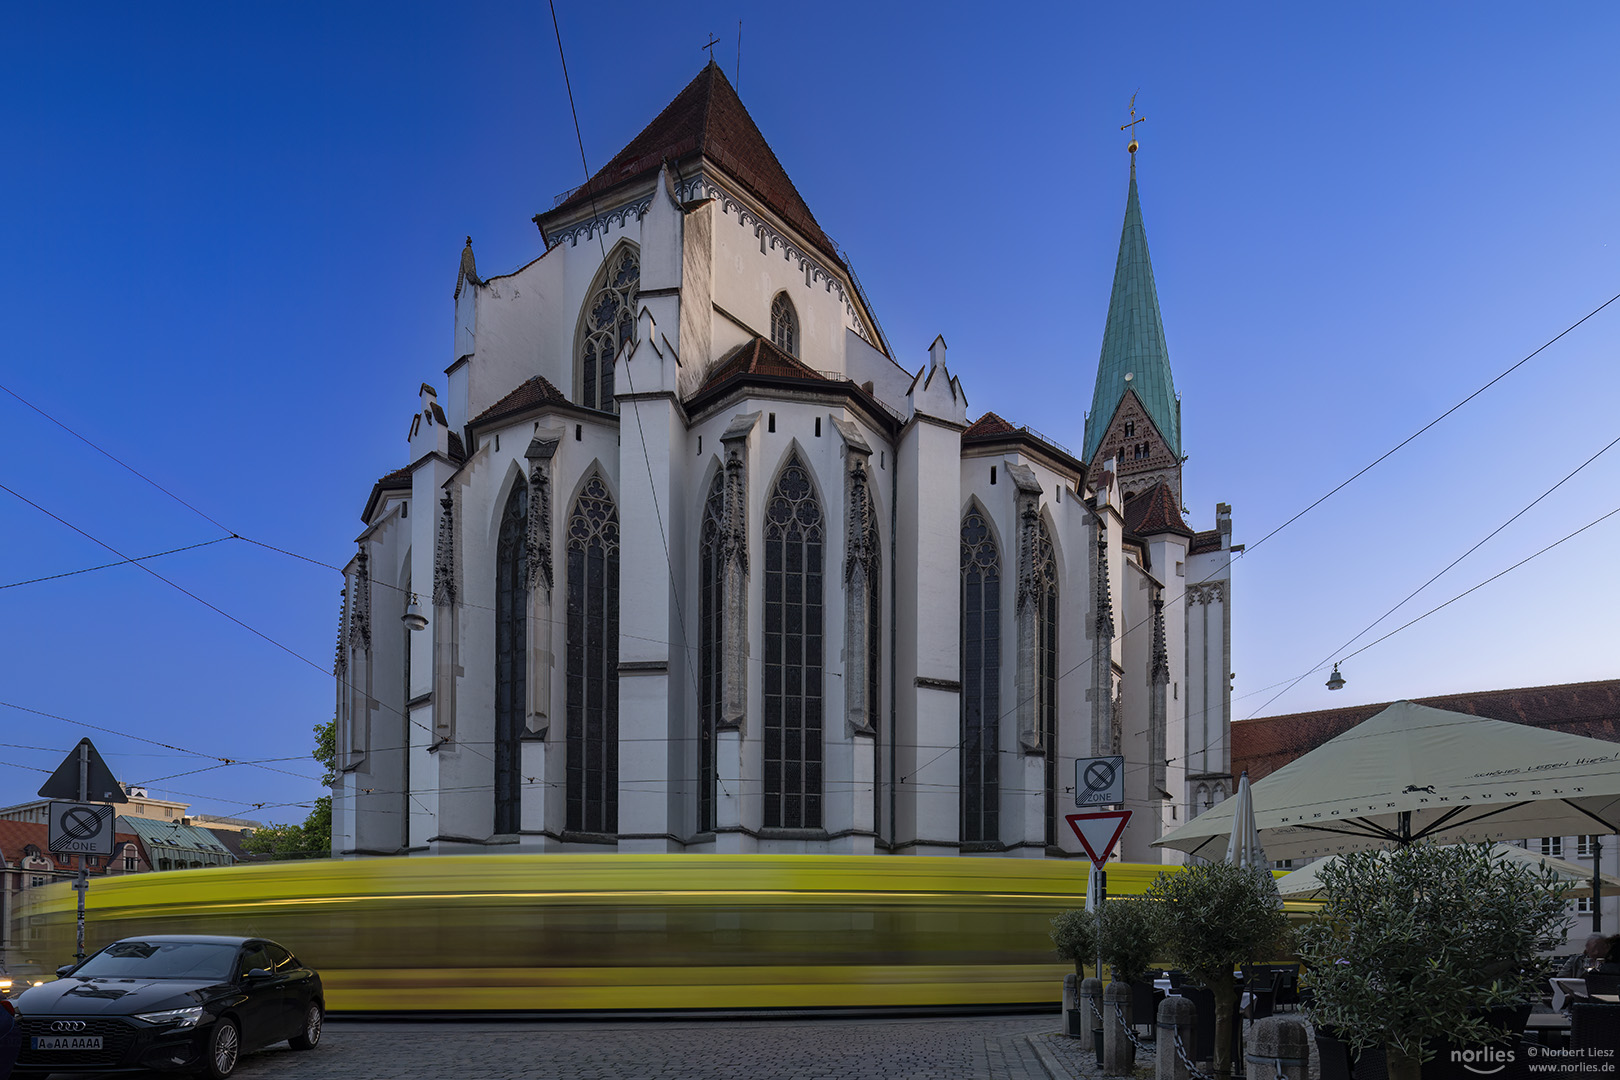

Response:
(495, 481), (528, 835)
(566, 475), (620, 834)
(961, 509), (1001, 843)
(770, 292), (799, 357)
(763, 453), (823, 829)
(1032, 519), (1060, 846)
(697, 470), (726, 833)
(576, 245), (639, 412)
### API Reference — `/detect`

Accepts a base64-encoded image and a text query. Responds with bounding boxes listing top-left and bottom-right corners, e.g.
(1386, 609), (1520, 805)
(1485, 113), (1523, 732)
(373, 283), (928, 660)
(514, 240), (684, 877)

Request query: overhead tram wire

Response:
(546, 0), (718, 796)
(1, 537), (234, 590)
(894, 291), (1620, 786)
(0, 483), (498, 774)
(1245, 431), (1620, 719)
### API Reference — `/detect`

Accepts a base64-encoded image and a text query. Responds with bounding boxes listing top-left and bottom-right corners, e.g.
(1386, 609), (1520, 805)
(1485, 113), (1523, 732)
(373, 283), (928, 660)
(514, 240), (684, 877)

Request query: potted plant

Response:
(1296, 842), (1570, 1080)
(1099, 896), (1162, 1027)
(1147, 861), (1291, 1080)
(1050, 908), (1098, 982)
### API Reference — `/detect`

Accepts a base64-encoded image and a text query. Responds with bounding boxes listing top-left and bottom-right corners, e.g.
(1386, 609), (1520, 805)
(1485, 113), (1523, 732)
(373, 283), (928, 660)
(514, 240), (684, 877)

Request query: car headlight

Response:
(134, 1005), (205, 1028)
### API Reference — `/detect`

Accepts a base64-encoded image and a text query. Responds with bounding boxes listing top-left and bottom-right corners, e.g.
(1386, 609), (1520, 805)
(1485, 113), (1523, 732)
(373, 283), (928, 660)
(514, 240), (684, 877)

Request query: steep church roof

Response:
(695, 336), (829, 397)
(1083, 163), (1180, 463)
(541, 62), (843, 271)
(1122, 481), (1194, 539)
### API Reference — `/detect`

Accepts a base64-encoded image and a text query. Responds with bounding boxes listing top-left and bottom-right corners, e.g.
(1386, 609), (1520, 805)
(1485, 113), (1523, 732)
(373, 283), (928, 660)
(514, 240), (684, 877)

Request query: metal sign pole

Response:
(77, 741), (89, 963)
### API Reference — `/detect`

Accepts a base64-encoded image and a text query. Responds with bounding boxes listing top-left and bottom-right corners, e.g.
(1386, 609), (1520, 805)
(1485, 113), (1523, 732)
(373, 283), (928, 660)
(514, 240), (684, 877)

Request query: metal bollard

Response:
(1246, 1016), (1309, 1080)
(1103, 980), (1135, 1075)
(1081, 977), (1104, 1063)
(1157, 994), (1199, 1080)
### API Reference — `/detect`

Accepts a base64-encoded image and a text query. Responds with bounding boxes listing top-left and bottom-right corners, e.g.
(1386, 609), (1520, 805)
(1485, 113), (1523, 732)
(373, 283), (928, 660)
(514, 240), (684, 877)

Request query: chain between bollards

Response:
(1112, 998), (1158, 1057)
(1172, 1023), (1216, 1080)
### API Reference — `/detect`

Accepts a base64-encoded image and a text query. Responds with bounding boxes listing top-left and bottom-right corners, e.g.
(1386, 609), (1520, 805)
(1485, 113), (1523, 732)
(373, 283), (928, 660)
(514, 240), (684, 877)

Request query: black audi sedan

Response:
(9, 935), (322, 1078)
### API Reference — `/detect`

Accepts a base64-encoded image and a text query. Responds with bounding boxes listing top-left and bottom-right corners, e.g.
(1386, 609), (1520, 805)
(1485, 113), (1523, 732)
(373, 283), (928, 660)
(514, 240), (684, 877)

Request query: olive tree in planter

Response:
(1295, 842), (1570, 1080)
(1099, 896), (1161, 987)
(1147, 861), (1290, 1080)
(1050, 908), (1098, 979)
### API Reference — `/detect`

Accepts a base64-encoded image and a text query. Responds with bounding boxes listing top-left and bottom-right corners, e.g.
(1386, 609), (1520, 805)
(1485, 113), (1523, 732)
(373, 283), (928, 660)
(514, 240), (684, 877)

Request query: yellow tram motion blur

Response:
(20, 855), (1183, 1012)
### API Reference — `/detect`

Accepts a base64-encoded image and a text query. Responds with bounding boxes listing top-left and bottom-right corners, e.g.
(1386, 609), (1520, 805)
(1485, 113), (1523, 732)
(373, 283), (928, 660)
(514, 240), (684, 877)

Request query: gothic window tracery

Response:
(961, 509), (1001, 843)
(495, 482), (528, 835)
(763, 453), (823, 829)
(576, 244), (639, 412)
(697, 470), (726, 833)
(770, 292), (799, 357)
(1032, 519), (1060, 846)
(566, 474), (620, 834)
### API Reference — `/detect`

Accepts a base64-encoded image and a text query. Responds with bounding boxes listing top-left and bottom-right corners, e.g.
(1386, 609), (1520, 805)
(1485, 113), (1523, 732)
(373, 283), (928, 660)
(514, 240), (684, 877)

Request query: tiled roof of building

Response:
(473, 375), (570, 426)
(1233, 679), (1620, 781)
(695, 336), (829, 398)
(541, 63), (843, 271)
(961, 411), (1084, 475)
(1189, 529), (1222, 555)
(962, 412), (1018, 438)
(1122, 481), (1195, 539)
(0, 819), (139, 876)
(1084, 164), (1179, 463)
(118, 815), (235, 865)
(374, 466), (411, 490)
(447, 430), (466, 462)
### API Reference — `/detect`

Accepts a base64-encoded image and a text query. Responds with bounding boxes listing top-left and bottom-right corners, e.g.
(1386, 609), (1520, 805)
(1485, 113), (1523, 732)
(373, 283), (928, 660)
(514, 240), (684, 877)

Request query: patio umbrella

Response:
(1224, 771), (1274, 880)
(1274, 842), (1620, 899)
(1154, 701), (1620, 862)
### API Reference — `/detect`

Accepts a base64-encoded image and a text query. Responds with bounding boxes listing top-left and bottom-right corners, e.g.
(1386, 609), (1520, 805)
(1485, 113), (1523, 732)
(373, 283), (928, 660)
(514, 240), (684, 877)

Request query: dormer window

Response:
(770, 292), (799, 357)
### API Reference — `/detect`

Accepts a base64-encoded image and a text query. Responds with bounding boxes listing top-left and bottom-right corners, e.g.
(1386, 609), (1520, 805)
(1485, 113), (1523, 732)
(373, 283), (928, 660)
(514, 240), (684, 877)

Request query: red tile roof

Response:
(473, 375), (569, 427)
(1122, 481), (1195, 539)
(1189, 529), (1222, 555)
(0, 819), (140, 877)
(963, 412), (1018, 438)
(695, 336), (829, 398)
(540, 63), (843, 271)
(1233, 679), (1620, 781)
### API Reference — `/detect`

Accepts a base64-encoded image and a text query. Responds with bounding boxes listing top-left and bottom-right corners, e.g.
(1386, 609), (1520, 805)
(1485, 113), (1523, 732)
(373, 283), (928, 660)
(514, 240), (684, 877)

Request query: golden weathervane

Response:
(1121, 92), (1145, 155)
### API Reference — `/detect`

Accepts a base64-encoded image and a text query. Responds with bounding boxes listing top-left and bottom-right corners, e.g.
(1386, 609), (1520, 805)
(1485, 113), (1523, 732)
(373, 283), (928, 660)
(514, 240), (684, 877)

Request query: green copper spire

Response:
(1083, 161), (1180, 463)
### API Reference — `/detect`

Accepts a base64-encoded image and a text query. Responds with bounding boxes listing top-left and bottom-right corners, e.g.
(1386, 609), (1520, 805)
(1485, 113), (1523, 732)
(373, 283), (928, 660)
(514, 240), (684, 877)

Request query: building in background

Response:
(1233, 679), (1620, 950)
(117, 816), (236, 873)
(0, 820), (147, 971)
(333, 64), (1235, 862)
(0, 784), (187, 827)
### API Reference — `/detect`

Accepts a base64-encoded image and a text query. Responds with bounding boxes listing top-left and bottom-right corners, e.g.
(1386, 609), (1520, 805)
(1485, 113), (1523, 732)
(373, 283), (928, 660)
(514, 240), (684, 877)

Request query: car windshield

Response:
(72, 941), (237, 981)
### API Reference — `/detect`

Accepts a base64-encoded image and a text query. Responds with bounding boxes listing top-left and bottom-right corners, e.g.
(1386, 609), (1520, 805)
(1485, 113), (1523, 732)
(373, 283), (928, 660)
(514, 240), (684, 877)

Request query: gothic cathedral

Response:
(332, 65), (1234, 862)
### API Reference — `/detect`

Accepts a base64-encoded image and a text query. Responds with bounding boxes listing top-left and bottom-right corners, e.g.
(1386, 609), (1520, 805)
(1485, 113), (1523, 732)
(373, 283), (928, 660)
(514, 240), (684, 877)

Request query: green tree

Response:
(241, 720), (335, 860)
(1295, 843), (1570, 1080)
(1050, 908), (1097, 979)
(1098, 896), (1161, 987)
(1147, 861), (1290, 1080)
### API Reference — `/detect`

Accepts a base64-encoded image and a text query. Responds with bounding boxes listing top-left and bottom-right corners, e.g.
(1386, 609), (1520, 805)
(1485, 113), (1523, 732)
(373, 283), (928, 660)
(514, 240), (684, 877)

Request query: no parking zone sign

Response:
(48, 801), (116, 856)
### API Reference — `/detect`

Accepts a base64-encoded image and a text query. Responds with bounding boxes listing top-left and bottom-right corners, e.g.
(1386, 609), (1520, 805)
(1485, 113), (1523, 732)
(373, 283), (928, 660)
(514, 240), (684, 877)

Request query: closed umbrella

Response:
(1224, 771), (1274, 882)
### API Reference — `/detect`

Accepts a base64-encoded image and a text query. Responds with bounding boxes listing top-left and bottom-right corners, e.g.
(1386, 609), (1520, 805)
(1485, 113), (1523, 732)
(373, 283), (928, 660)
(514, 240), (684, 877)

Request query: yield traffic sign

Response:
(1066, 809), (1132, 863)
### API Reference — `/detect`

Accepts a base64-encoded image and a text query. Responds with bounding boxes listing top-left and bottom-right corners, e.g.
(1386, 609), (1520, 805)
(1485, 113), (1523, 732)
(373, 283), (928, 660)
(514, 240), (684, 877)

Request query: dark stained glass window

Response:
(960, 509), (1000, 843)
(566, 475), (619, 834)
(494, 481), (527, 835)
(770, 292), (798, 357)
(697, 470), (725, 833)
(577, 245), (638, 412)
(763, 454), (823, 829)
(1033, 520), (1060, 846)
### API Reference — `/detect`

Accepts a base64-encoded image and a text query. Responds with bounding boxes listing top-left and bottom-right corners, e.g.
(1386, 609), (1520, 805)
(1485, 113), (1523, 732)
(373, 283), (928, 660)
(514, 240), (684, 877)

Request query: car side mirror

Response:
(56, 964), (77, 978)
(244, 968), (272, 981)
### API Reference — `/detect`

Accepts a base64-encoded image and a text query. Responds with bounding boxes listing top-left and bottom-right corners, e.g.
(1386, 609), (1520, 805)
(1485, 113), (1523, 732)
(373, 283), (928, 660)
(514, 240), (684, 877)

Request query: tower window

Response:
(770, 293), (799, 357)
(575, 243), (639, 413)
(1124, 421), (1135, 437)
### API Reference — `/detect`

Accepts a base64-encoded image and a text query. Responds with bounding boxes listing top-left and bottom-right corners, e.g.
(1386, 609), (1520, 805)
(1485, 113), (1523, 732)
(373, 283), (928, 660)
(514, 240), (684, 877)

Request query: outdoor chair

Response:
(1570, 1002), (1620, 1051)
(1314, 1031), (1354, 1080)
(1581, 972), (1620, 996)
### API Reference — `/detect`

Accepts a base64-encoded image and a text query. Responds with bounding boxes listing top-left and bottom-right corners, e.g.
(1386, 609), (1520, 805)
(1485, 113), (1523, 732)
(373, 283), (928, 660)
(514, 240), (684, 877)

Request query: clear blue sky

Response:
(3, 4), (1616, 824)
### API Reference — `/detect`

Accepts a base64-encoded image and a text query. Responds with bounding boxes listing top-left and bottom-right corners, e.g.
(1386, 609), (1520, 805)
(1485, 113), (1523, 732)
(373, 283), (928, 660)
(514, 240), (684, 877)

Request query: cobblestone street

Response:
(59, 1014), (1084, 1080)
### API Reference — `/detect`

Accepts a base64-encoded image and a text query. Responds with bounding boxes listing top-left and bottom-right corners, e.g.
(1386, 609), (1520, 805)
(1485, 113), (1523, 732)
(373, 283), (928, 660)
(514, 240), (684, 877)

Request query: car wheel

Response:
(201, 1017), (240, 1079)
(289, 1001), (323, 1050)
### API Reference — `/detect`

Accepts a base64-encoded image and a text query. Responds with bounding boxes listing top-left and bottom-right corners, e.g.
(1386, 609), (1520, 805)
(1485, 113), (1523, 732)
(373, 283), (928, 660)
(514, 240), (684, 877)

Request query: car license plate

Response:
(33, 1035), (104, 1050)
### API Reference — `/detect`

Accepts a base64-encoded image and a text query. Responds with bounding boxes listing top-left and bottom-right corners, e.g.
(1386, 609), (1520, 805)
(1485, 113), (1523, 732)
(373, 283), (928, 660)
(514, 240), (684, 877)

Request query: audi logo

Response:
(51, 1021), (87, 1032)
